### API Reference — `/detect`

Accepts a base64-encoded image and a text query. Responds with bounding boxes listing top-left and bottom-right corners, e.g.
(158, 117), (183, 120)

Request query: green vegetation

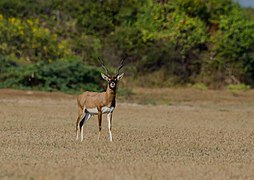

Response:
(193, 83), (208, 91)
(227, 83), (251, 95)
(0, 0), (254, 92)
(0, 56), (103, 93)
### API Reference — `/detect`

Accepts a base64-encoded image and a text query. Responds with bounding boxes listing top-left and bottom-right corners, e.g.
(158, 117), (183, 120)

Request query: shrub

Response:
(208, 9), (254, 85)
(0, 58), (104, 93)
(0, 14), (72, 62)
(227, 83), (251, 94)
(0, 0), (254, 89)
(193, 83), (208, 90)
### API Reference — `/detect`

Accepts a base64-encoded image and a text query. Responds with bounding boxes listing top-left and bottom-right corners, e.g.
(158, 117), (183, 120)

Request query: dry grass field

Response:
(1, 88), (254, 179)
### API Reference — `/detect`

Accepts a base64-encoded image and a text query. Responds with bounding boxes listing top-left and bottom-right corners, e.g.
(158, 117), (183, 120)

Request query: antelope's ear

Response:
(117, 73), (124, 80)
(101, 73), (109, 81)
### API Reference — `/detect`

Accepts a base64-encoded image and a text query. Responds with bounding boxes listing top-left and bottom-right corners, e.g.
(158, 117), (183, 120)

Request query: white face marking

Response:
(109, 82), (116, 88)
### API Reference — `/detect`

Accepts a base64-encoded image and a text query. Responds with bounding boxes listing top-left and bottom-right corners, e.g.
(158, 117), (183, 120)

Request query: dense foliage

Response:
(0, 0), (254, 91)
(0, 56), (103, 92)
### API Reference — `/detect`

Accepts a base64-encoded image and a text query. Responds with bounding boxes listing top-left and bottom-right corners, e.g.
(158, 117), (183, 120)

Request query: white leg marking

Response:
(97, 132), (101, 141)
(76, 125), (79, 141)
(81, 125), (84, 142)
(80, 113), (92, 142)
(107, 113), (113, 142)
(76, 113), (86, 141)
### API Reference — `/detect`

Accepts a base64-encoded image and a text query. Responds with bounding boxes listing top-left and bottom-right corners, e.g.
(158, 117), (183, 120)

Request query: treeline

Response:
(0, 0), (254, 92)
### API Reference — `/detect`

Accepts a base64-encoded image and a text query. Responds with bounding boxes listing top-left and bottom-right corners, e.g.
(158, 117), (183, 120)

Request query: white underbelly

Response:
(85, 106), (114, 114)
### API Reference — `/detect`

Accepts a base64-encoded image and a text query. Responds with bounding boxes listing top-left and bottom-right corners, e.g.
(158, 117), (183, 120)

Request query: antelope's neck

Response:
(106, 86), (116, 107)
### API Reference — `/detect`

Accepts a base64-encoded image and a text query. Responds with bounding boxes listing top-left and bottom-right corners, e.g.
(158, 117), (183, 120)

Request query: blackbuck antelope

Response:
(76, 60), (124, 142)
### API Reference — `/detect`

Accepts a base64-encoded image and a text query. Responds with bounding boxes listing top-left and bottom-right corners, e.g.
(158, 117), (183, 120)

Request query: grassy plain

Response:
(1, 88), (254, 179)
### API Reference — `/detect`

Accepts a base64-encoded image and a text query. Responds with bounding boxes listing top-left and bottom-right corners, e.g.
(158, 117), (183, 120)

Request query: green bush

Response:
(0, 55), (18, 72)
(207, 9), (254, 85)
(193, 83), (208, 90)
(0, 0), (254, 89)
(0, 14), (72, 62)
(0, 58), (104, 93)
(227, 83), (251, 95)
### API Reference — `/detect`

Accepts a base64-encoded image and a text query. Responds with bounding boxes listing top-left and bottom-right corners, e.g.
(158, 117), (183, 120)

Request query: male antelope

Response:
(75, 60), (124, 142)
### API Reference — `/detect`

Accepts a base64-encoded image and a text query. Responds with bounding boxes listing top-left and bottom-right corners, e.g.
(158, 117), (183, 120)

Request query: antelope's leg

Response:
(76, 108), (84, 140)
(80, 113), (92, 142)
(97, 111), (102, 141)
(76, 115), (83, 140)
(76, 115), (82, 140)
(107, 113), (113, 141)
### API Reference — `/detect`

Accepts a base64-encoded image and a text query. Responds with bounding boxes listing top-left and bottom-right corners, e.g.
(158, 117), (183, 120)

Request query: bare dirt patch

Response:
(1, 88), (254, 179)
